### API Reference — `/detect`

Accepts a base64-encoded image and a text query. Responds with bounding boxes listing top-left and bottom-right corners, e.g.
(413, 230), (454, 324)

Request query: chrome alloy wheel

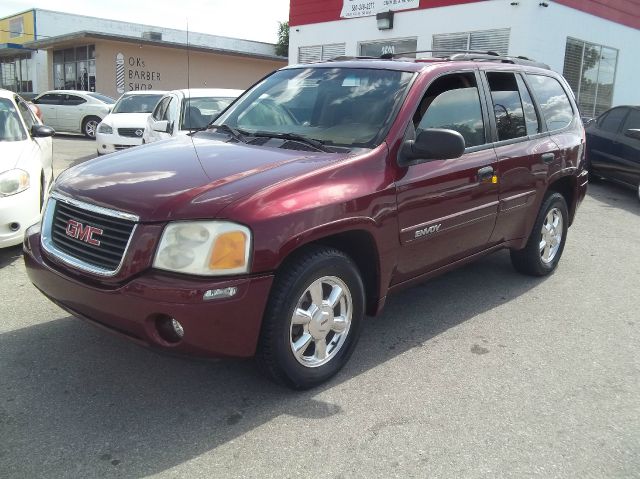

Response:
(85, 119), (99, 138)
(289, 276), (353, 368)
(540, 207), (563, 264)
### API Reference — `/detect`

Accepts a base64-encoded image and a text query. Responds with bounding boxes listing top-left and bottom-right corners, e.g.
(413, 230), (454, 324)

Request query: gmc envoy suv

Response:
(24, 54), (588, 389)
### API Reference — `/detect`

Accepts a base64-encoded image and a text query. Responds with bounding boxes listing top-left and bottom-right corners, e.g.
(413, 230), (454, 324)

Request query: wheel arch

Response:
(547, 174), (578, 226)
(273, 225), (383, 317)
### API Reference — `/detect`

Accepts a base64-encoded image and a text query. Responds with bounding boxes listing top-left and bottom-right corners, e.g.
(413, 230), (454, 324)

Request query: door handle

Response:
(541, 153), (555, 164)
(477, 166), (494, 182)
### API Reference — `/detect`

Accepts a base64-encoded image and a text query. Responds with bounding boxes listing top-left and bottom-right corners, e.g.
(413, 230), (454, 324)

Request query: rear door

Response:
(394, 70), (499, 284)
(60, 94), (87, 132)
(481, 70), (560, 243)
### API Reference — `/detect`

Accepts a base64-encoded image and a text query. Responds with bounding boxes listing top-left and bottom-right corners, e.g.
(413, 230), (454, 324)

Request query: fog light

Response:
(155, 315), (185, 343)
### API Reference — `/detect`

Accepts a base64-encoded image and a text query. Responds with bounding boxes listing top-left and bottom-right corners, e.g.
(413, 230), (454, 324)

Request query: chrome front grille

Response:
(118, 128), (144, 138)
(41, 194), (139, 276)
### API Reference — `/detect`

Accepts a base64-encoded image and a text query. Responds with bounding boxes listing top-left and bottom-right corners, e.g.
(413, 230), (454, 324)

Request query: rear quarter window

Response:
(527, 74), (574, 131)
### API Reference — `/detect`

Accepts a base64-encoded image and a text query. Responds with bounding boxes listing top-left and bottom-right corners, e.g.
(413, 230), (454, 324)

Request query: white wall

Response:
(289, 0), (640, 106)
(34, 9), (277, 57)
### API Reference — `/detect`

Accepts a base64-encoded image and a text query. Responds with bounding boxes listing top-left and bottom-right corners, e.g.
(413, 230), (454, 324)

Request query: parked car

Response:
(32, 90), (115, 138)
(142, 88), (242, 144)
(24, 55), (588, 388)
(96, 91), (165, 155)
(585, 105), (640, 200)
(0, 89), (55, 248)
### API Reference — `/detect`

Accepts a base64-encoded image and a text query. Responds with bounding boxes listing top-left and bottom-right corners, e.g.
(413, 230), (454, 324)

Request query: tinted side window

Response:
(65, 95), (86, 106)
(516, 74), (541, 136)
(16, 100), (36, 130)
(34, 93), (63, 105)
(599, 108), (628, 133)
(152, 97), (169, 121)
(163, 97), (178, 124)
(416, 73), (485, 148)
(486, 72), (527, 141)
(527, 74), (574, 131)
(623, 109), (640, 131)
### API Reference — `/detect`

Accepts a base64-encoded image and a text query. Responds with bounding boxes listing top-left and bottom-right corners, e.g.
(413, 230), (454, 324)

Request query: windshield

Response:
(113, 94), (163, 114)
(87, 92), (115, 104)
(180, 97), (236, 130)
(214, 67), (414, 148)
(0, 98), (26, 142)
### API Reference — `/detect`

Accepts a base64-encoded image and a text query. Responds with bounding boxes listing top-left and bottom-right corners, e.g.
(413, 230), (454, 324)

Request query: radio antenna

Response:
(186, 18), (192, 133)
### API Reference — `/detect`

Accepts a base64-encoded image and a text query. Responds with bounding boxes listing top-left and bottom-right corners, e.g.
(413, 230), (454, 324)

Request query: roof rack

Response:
(381, 49), (550, 69)
(325, 50), (550, 70)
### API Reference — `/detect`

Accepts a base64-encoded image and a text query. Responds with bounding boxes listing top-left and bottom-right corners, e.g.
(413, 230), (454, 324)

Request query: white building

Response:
(288, 0), (640, 117)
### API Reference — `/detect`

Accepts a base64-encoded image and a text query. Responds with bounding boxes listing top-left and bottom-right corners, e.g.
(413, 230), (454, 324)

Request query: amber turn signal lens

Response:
(209, 231), (247, 270)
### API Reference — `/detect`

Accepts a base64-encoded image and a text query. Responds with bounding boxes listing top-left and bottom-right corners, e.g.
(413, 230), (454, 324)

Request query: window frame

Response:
(484, 71), (530, 143)
(405, 68), (494, 155)
(621, 108), (640, 133)
(597, 106), (629, 134)
(16, 98), (36, 132)
(525, 72), (577, 135)
(64, 94), (87, 106)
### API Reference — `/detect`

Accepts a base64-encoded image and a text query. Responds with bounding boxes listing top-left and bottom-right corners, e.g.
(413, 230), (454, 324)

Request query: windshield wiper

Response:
(250, 131), (332, 153)
(191, 124), (246, 143)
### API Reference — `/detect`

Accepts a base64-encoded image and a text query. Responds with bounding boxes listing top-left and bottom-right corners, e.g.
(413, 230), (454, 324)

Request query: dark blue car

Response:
(586, 105), (640, 200)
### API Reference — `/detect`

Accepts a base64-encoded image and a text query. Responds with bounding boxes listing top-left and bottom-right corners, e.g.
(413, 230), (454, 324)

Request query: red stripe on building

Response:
(554, 0), (640, 30)
(289, 0), (640, 29)
(289, 0), (486, 27)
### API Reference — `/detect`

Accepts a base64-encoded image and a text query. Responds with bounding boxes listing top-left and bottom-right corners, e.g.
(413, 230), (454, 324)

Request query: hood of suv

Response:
(54, 133), (352, 222)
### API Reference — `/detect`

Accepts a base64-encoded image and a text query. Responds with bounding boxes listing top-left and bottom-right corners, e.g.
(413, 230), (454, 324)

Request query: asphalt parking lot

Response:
(1, 137), (638, 478)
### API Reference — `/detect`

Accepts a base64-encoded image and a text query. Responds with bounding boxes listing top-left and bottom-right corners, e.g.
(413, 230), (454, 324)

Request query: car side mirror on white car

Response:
(152, 120), (171, 134)
(31, 124), (55, 138)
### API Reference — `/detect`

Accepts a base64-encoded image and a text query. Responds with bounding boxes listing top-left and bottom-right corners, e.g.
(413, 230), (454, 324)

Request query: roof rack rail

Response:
(448, 53), (550, 69)
(378, 49), (550, 69)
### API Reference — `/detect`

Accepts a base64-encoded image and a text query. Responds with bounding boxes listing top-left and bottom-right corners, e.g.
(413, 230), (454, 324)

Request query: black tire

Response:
(256, 246), (365, 390)
(82, 116), (101, 138)
(510, 192), (569, 276)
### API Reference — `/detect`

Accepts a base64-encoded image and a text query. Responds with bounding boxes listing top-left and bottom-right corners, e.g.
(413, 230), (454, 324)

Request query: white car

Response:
(96, 90), (165, 155)
(0, 89), (54, 248)
(32, 90), (115, 138)
(143, 88), (243, 144)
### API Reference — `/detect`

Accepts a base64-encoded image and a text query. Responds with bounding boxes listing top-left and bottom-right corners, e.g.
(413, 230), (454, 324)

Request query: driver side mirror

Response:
(624, 128), (640, 141)
(152, 120), (171, 134)
(399, 128), (466, 166)
(31, 124), (55, 138)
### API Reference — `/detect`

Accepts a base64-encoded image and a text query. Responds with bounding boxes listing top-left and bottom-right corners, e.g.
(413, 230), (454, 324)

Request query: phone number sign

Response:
(340, 0), (419, 18)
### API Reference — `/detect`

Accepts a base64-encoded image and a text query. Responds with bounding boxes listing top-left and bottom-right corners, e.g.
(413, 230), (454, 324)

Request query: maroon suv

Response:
(24, 55), (588, 389)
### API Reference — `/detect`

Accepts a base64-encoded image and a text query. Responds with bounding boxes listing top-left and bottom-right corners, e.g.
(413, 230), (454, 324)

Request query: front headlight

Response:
(0, 169), (30, 196)
(97, 122), (113, 134)
(153, 221), (252, 276)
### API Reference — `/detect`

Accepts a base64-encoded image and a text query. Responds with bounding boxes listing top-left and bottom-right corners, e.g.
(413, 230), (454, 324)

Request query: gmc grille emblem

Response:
(65, 219), (103, 246)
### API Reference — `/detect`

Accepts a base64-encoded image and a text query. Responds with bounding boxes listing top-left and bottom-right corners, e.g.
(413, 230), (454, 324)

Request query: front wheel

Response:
(82, 116), (101, 138)
(257, 246), (365, 389)
(510, 192), (569, 276)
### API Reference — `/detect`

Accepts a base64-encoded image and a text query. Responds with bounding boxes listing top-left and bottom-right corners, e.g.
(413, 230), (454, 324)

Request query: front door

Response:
(394, 71), (499, 285)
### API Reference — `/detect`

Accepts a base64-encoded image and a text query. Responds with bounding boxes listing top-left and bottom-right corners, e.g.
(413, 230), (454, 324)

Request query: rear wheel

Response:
(510, 192), (569, 276)
(257, 246), (364, 389)
(82, 116), (101, 138)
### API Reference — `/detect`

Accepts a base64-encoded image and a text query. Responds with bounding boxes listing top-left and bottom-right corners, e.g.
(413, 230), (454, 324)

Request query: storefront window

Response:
(52, 45), (96, 91)
(563, 37), (618, 117)
(0, 54), (33, 93)
(359, 38), (417, 58)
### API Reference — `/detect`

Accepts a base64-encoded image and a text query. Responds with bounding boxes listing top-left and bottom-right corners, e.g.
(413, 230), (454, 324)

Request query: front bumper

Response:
(0, 187), (40, 248)
(96, 132), (143, 155)
(23, 229), (274, 358)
